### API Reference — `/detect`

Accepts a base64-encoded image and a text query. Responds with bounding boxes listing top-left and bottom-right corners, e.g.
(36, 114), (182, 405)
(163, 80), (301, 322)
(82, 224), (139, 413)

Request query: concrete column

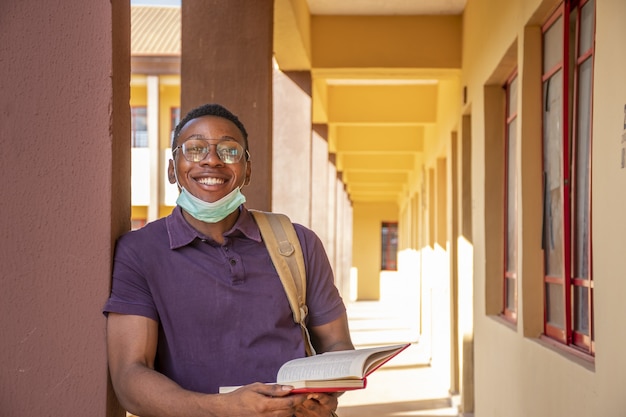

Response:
(272, 69), (312, 225)
(326, 155), (338, 275)
(147, 75), (160, 222)
(0, 1), (130, 416)
(181, 0), (274, 211)
(311, 125), (330, 249)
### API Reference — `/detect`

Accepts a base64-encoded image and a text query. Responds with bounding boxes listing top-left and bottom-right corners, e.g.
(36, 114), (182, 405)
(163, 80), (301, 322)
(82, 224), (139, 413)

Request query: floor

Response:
(335, 298), (460, 417)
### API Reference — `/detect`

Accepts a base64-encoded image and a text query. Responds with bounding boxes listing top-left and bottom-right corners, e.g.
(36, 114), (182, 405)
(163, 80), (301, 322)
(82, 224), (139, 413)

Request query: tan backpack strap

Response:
(250, 210), (316, 356)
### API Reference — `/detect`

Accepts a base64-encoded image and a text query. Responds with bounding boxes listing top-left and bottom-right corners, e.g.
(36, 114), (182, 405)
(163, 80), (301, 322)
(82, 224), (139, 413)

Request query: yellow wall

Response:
(159, 77), (180, 149)
(463, 0), (626, 415)
(352, 202), (399, 300)
(130, 76), (147, 107)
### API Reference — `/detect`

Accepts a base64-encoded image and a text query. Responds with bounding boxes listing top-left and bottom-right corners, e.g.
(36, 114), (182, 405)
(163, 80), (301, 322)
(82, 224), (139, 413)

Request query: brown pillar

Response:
(0, 1), (130, 416)
(181, 0), (274, 211)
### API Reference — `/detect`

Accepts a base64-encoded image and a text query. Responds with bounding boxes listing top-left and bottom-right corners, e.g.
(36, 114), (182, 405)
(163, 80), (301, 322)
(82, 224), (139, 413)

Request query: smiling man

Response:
(103, 103), (354, 417)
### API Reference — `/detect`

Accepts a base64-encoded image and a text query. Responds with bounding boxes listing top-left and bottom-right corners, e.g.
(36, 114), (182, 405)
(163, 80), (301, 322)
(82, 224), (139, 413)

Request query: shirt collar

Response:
(166, 205), (262, 249)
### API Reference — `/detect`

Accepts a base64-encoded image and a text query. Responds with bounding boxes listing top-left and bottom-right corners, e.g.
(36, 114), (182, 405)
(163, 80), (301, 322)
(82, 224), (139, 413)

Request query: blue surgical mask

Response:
(176, 186), (246, 223)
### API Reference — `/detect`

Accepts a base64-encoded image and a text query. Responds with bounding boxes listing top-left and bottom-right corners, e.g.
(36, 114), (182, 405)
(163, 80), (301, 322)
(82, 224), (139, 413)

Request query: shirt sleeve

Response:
(102, 232), (160, 322)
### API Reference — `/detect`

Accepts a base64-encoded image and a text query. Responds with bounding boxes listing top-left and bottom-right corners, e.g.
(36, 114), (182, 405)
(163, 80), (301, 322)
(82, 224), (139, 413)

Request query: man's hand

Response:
(222, 383), (308, 417)
(293, 393), (339, 417)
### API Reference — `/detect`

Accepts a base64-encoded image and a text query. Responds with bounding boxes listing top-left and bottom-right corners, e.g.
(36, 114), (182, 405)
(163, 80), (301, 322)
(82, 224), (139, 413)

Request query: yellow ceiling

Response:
(274, 0), (463, 204)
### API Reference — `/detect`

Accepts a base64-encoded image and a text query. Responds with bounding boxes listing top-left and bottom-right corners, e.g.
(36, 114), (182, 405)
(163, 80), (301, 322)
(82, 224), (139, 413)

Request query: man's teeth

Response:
(197, 177), (225, 185)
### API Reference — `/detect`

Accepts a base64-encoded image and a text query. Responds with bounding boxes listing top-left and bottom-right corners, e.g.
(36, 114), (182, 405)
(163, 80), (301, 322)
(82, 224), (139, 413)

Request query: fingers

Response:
(252, 382), (297, 398)
(294, 393), (338, 417)
(306, 393), (338, 409)
(225, 383), (308, 416)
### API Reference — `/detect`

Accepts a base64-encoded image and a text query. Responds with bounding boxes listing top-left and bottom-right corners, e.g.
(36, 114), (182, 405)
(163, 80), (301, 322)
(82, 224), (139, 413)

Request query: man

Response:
(104, 103), (354, 417)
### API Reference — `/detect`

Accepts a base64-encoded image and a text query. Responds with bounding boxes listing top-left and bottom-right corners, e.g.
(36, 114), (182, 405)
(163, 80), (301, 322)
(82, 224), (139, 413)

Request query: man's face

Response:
(168, 115), (251, 203)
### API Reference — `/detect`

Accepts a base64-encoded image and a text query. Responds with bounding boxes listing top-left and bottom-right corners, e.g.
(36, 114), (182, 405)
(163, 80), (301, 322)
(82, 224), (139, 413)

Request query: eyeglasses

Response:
(173, 137), (247, 164)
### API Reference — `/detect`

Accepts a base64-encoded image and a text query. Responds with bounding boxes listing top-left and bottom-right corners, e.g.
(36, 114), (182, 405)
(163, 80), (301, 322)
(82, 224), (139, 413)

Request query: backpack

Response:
(249, 210), (316, 356)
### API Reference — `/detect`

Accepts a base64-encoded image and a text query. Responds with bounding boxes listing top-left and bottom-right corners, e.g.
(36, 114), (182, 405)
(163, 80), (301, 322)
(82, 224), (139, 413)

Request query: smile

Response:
(196, 177), (225, 185)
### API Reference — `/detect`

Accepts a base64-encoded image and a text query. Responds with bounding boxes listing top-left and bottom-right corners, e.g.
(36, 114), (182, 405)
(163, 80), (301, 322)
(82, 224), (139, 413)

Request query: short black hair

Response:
(171, 103), (249, 153)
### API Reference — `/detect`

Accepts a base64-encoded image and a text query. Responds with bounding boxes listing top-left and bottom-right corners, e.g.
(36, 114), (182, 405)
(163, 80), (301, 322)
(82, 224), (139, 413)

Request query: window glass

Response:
(381, 222), (398, 271)
(506, 118), (517, 273)
(575, 58), (592, 279)
(508, 76), (518, 118)
(132, 107), (148, 148)
(543, 70), (564, 277)
(545, 282), (565, 328)
(505, 278), (516, 311)
(579, 0), (595, 54)
(574, 286), (589, 335)
(543, 16), (563, 73)
(171, 107), (181, 142)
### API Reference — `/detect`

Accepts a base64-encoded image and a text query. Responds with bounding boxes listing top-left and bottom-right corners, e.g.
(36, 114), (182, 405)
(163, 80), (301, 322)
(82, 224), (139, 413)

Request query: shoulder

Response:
(292, 222), (320, 242)
(115, 217), (169, 253)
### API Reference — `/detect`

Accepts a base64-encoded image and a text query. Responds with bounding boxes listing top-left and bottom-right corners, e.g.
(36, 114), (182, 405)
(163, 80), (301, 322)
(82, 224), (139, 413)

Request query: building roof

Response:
(131, 5), (180, 56)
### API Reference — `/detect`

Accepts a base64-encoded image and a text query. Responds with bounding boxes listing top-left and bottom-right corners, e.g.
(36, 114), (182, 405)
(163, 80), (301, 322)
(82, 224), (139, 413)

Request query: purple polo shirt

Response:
(103, 206), (345, 394)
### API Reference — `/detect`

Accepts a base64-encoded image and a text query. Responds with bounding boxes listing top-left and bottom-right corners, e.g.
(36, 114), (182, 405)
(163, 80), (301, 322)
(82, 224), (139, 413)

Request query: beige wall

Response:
(464, 0), (626, 415)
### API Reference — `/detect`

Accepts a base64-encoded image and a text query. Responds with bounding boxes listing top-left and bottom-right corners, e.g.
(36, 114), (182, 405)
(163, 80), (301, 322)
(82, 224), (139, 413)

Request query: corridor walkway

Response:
(336, 296), (459, 417)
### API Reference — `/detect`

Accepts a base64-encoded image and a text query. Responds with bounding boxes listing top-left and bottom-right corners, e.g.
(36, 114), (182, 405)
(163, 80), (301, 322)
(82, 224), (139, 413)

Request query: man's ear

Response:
(244, 160), (252, 186)
(167, 159), (176, 184)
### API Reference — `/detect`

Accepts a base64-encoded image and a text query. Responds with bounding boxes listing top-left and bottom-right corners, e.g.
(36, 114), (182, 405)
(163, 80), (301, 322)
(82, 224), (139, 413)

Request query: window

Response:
(503, 70), (518, 323)
(171, 107), (181, 142)
(131, 106), (148, 148)
(541, 0), (594, 355)
(381, 222), (398, 271)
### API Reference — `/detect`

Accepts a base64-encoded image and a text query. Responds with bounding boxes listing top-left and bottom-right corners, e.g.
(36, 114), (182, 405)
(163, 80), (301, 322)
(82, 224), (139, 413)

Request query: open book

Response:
(219, 343), (410, 394)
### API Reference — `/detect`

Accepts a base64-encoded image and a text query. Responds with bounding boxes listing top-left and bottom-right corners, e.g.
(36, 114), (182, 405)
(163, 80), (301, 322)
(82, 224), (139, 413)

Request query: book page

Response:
(276, 344), (408, 383)
(277, 350), (365, 383)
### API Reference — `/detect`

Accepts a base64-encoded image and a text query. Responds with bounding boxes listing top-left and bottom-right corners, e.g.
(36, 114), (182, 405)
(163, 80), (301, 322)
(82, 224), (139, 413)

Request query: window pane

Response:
(545, 282), (564, 328)
(543, 70), (564, 277)
(132, 107), (148, 148)
(579, 0), (595, 54)
(171, 107), (181, 142)
(505, 277), (516, 312)
(508, 76), (518, 118)
(575, 58), (592, 279)
(381, 222), (398, 271)
(544, 15), (563, 73)
(573, 285), (589, 335)
(506, 119), (517, 272)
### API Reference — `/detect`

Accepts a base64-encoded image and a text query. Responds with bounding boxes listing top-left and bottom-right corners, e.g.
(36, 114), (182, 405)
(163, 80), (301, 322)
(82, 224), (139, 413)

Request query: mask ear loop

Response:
(172, 154), (181, 188)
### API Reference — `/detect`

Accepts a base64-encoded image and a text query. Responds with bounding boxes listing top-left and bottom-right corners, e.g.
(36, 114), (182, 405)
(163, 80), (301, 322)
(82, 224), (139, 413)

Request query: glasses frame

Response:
(173, 137), (247, 164)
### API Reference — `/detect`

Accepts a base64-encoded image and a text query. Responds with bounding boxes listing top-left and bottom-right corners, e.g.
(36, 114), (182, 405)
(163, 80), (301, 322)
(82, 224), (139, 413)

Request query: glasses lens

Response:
(181, 139), (210, 162)
(216, 141), (244, 164)
(180, 139), (244, 164)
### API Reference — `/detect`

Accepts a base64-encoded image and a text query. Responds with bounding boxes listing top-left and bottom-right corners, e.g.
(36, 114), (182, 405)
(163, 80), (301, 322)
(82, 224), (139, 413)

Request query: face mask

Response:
(176, 186), (246, 223)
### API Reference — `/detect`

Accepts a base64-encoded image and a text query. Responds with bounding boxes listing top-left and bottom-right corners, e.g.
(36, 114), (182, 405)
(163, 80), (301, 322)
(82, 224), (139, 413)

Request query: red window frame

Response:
(503, 70), (519, 323)
(541, 0), (594, 356)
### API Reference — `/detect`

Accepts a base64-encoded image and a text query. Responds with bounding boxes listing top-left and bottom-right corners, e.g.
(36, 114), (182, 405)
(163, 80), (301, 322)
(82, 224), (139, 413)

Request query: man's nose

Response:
(199, 144), (224, 165)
